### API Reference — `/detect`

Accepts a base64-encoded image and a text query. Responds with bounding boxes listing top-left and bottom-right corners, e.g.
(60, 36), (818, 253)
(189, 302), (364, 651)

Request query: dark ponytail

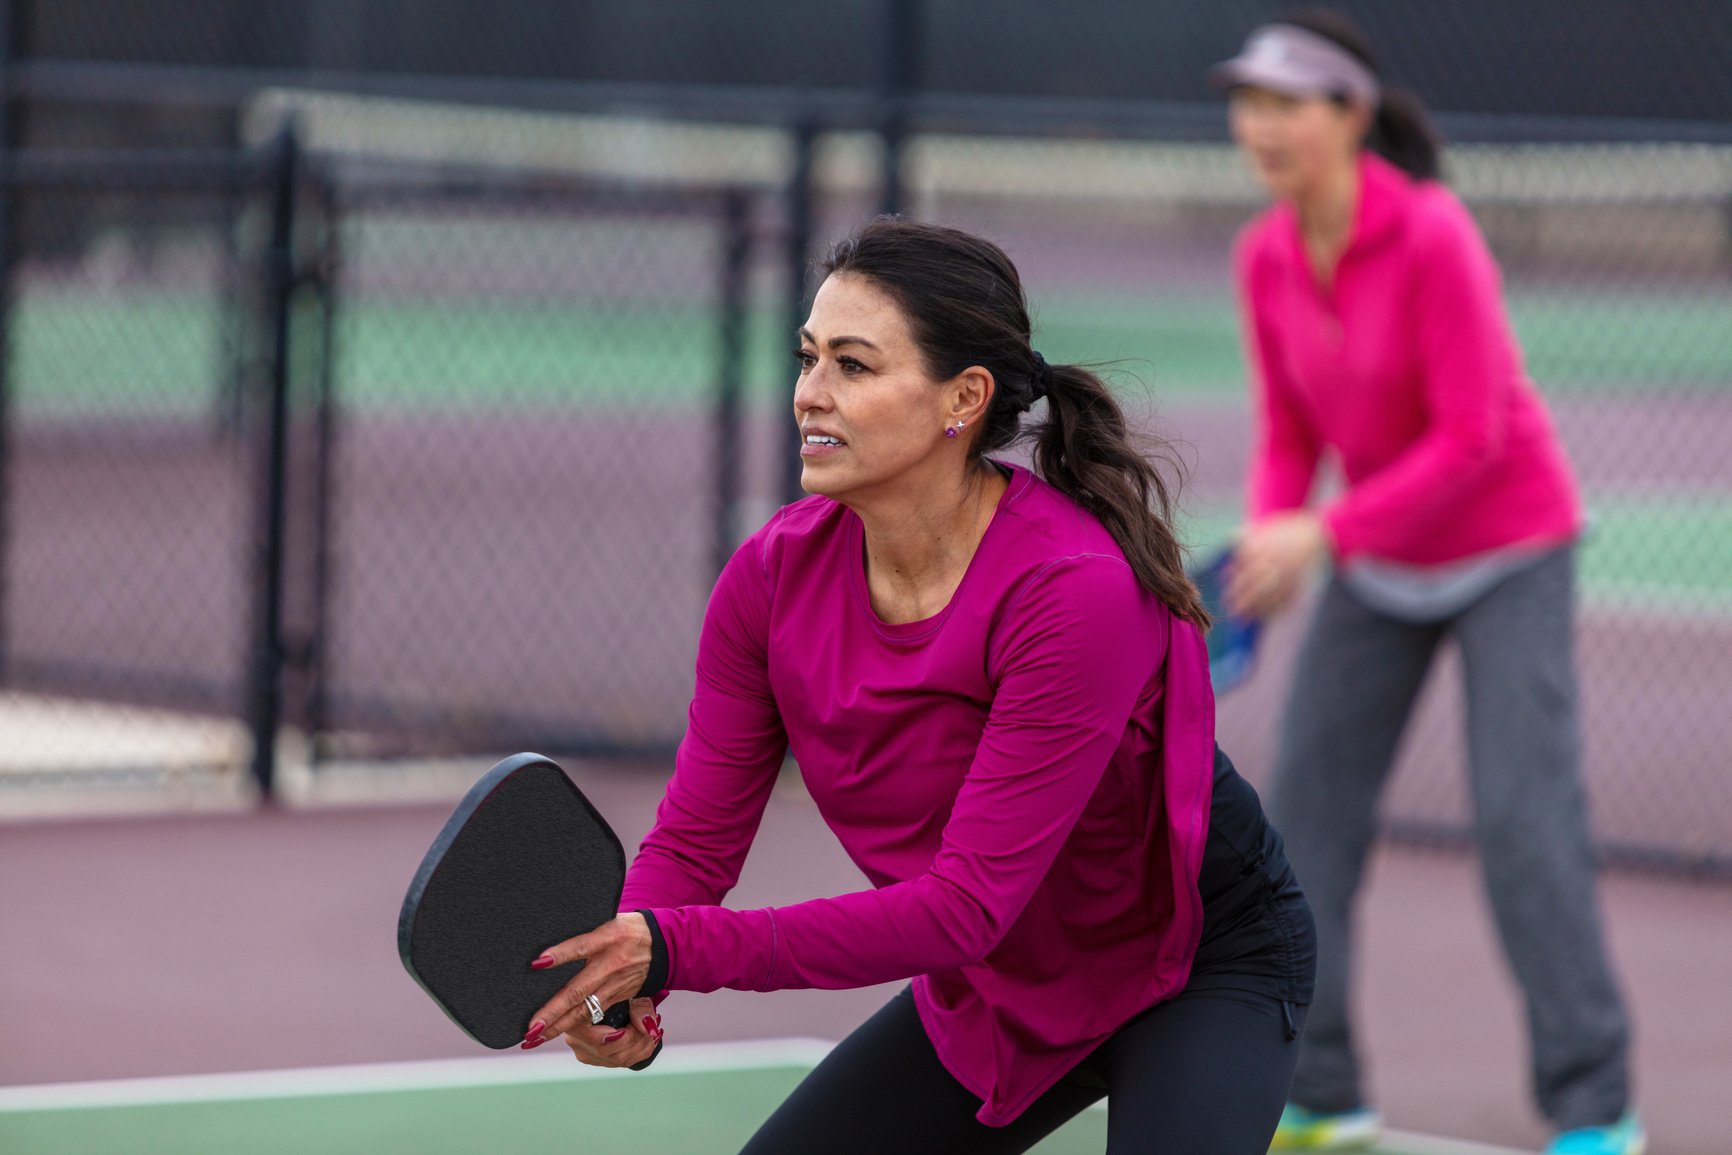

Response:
(1030, 364), (1210, 629)
(820, 217), (1210, 630)
(1369, 87), (1443, 182)
(1276, 7), (1444, 182)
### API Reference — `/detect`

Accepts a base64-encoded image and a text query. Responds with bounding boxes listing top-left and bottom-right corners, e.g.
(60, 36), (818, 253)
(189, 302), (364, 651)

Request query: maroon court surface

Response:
(2, 762), (1728, 1152)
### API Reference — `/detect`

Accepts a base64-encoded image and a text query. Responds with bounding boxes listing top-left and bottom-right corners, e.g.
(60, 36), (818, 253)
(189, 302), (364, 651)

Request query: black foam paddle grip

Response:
(630, 1040), (663, 1072)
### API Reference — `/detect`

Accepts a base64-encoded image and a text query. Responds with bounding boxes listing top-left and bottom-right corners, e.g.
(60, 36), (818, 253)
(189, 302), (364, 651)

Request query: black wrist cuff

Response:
(635, 909), (669, 999)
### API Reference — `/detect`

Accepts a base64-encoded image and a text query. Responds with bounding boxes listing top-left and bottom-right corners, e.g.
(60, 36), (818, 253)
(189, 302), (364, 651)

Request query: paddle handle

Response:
(600, 999), (632, 1030)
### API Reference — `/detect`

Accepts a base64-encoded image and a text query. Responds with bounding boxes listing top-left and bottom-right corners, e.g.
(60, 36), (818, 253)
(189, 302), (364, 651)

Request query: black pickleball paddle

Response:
(398, 752), (634, 1048)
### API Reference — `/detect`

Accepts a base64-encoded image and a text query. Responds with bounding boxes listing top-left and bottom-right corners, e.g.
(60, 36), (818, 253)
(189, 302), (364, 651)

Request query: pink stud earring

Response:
(946, 420), (965, 440)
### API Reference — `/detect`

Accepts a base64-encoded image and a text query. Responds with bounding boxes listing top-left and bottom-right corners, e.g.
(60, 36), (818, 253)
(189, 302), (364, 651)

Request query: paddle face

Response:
(398, 753), (632, 1048)
(1190, 548), (1262, 695)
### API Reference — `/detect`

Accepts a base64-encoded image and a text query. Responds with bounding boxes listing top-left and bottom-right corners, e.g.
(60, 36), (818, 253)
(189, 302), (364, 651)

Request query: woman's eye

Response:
(794, 348), (817, 372)
(839, 357), (865, 374)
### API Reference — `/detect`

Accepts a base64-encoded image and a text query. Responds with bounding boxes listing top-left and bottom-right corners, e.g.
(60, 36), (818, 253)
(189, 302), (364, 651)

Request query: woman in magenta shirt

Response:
(1212, 11), (1638, 1155)
(518, 218), (1316, 1152)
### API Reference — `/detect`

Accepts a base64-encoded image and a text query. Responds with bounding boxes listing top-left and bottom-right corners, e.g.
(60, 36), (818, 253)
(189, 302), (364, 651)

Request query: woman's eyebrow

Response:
(797, 327), (880, 352)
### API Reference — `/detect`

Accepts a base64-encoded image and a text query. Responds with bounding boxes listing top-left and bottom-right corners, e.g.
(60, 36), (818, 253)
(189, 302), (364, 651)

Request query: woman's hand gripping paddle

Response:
(398, 753), (644, 1052)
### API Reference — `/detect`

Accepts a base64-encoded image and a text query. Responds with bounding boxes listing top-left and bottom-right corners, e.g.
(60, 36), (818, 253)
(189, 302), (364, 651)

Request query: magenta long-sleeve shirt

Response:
(619, 465), (1215, 1126)
(1237, 151), (1582, 564)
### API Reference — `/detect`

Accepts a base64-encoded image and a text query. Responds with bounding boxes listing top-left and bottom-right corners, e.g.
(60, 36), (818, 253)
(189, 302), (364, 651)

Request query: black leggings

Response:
(740, 985), (1307, 1155)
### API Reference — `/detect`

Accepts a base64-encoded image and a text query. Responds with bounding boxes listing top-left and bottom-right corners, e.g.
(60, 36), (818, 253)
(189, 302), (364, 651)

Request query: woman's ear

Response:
(949, 365), (996, 426)
(1346, 97), (1375, 146)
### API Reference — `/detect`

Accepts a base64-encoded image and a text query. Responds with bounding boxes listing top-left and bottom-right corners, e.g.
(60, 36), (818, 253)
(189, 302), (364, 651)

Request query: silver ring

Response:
(584, 993), (604, 1025)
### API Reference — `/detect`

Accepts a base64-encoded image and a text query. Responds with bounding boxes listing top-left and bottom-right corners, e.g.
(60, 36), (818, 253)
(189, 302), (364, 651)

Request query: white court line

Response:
(0, 1038), (835, 1112)
(1379, 1132), (1533, 1155)
(0, 1044), (1537, 1155)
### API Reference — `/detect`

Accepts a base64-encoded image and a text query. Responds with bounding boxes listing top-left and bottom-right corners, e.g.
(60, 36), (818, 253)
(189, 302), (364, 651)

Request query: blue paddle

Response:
(1189, 547), (1263, 695)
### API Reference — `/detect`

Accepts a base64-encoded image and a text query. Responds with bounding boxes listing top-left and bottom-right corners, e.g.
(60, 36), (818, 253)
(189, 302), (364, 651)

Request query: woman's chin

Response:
(1246, 159), (1301, 200)
(798, 463), (845, 499)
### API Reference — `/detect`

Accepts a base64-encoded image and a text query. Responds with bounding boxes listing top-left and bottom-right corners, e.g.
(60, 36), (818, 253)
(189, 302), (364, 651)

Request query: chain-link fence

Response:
(887, 135), (1732, 876)
(0, 144), (286, 813)
(3, 3), (1728, 874)
(310, 171), (754, 770)
(18, 1), (1732, 126)
(0, 130), (763, 810)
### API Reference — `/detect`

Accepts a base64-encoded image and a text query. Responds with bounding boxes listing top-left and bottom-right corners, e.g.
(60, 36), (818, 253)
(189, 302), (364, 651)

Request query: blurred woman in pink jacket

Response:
(1213, 10), (1639, 1154)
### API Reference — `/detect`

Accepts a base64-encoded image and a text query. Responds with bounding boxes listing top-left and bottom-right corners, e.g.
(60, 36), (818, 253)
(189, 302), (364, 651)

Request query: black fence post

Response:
(245, 120), (301, 802)
(781, 118), (817, 508)
(297, 167), (339, 761)
(0, 0), (22, 685)
(879, 0), (919, 217)
(714, 189), (750, 578)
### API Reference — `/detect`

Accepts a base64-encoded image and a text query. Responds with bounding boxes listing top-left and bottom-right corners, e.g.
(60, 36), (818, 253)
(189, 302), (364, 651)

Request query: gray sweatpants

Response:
(1265, 548), (1631, 1129)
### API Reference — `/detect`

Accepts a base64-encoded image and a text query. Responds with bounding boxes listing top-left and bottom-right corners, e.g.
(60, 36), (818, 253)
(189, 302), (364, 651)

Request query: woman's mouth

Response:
(801, 433), (846, 458)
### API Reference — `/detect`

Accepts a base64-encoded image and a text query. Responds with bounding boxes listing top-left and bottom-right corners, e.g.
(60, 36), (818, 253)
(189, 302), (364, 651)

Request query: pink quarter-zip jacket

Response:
(619, 465), (1216, 1126)
(1236, 151), (1583, 564)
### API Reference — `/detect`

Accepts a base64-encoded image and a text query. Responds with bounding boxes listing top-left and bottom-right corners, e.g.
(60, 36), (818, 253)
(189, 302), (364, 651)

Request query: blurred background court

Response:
(1, 2), (1728, 1152)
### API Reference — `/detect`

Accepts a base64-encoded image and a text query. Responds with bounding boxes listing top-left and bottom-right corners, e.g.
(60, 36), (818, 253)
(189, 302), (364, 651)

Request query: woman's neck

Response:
(1294, 154), (1362, 283)
(852, 461), (1008, 624)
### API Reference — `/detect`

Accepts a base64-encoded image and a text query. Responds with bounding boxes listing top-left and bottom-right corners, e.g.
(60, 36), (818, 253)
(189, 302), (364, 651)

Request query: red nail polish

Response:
(524, 1020), (546, 1041)
(530, 954), (555, 970)
(603, 1030), (626, 1044)
(520, 1036), (546, 1050)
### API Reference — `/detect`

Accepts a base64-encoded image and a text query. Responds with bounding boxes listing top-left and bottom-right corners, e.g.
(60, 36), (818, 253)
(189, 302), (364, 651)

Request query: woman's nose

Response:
(793, 365), (830, 413)
(1234, 110), (1271, 143)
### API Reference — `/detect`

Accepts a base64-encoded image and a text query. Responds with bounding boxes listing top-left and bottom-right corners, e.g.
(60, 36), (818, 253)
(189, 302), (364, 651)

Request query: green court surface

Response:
(16, 283), (1730, 621)
(1178, 497), (1732, 616)
(1037, 290), (1732, 397)
(0, 1042), (1526, 1155)
(11, 286), (1729, 415)
(1574, 499), (1732, 612)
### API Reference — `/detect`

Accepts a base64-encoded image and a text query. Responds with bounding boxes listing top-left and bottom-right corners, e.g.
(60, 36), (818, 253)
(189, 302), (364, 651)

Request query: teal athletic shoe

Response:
(1267, 1103), (1381, 1149)
(1545, 1112), (1647, 1155)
